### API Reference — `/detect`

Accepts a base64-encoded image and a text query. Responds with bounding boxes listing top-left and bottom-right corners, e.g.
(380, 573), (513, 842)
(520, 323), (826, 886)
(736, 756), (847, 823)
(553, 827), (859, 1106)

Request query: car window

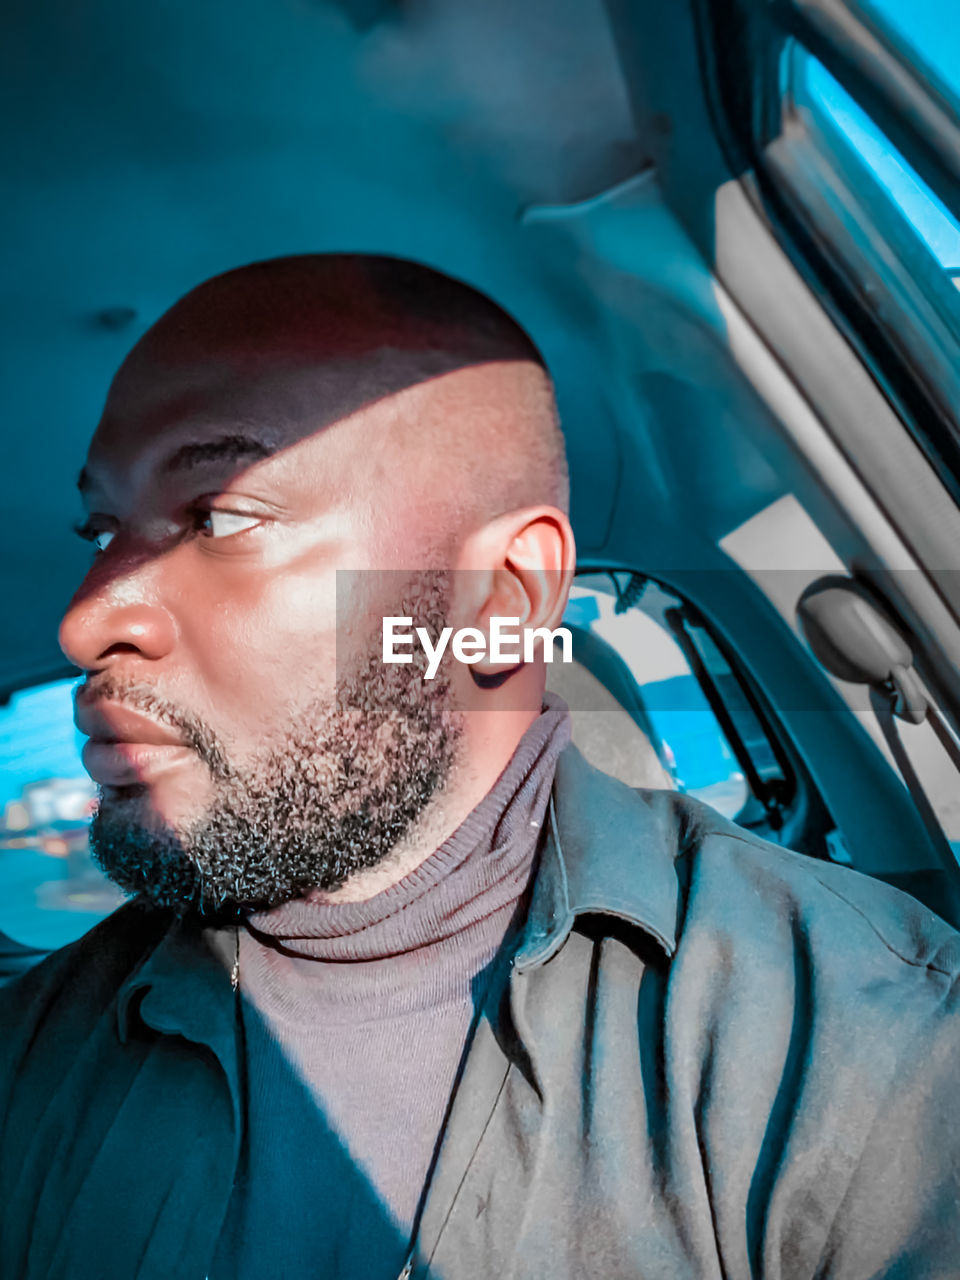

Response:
(762, 16), (960, 510)
(0, 678), (122, 950)
(558, 578), (754, 820)
(868, 0), (960, 114)
(799, 54), (960, 277)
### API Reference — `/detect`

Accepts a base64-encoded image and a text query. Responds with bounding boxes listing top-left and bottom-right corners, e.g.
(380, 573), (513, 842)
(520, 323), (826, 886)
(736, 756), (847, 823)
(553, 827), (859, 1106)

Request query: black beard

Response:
(88, 572), (461, 916)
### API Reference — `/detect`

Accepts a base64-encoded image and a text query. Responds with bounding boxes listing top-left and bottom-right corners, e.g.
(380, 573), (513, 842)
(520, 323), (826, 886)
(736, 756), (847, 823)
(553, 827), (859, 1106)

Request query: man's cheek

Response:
(166, 568), (337, 758)
(199, 578), (337, 679)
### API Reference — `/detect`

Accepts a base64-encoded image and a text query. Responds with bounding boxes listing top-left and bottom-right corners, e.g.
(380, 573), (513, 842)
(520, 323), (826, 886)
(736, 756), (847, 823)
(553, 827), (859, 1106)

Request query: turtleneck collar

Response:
(242, 694), (571, 964)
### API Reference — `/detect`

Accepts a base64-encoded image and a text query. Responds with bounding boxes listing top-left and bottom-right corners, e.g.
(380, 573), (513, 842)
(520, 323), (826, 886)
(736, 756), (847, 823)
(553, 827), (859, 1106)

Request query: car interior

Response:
(3, 0), (960, 967)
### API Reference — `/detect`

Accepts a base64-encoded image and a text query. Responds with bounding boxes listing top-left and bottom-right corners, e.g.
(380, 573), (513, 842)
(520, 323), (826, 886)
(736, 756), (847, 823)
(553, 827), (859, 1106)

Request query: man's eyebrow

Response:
(76, 435), (273, 495)
(158, 435), (273, 475)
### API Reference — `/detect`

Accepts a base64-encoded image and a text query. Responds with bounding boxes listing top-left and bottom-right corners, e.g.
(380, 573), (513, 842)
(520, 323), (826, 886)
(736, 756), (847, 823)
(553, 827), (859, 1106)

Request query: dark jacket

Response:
(2, 745), (960, 1280)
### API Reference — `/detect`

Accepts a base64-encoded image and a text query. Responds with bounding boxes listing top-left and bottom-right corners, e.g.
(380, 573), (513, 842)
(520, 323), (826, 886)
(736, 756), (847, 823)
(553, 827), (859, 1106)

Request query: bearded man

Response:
(2, 255), (959, 1280)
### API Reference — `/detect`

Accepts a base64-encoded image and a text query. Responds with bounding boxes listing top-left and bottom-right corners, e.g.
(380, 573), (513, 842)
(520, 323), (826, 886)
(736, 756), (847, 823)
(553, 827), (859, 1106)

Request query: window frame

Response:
(692, 0), (960, 506)
(773, 49), (960, 500)
(661, 600), (796, 826)
(577, 569), (833, 850)
(667, 0), (960, 758)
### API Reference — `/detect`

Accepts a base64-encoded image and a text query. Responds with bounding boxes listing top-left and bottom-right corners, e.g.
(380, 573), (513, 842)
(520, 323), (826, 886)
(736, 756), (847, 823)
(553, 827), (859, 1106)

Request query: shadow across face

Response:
(62, 255), (558, 917)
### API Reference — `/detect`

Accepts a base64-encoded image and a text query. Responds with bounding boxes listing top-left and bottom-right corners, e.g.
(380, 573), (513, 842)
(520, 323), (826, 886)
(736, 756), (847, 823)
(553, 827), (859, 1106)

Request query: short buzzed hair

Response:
(142, 253), (569, 519)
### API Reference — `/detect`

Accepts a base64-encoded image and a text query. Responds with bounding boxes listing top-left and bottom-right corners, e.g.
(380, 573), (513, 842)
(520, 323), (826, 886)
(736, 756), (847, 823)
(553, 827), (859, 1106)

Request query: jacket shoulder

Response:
(668, 790), (960, 981)
(551, 746), (960, 984)
(0, 900), (172, 1062)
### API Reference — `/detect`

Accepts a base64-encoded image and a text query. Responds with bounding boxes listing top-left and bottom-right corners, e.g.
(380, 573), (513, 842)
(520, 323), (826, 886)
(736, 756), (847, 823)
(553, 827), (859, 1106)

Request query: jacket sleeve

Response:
(815, 967), (960, 1279)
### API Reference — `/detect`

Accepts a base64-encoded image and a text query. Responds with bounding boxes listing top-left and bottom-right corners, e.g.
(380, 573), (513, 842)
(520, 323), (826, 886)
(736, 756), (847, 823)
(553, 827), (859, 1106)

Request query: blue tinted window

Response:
(560, 582), (750, 818)
(0, 678), (121, 950)
(869, 0), (960, 112)
(800, 55), (960, 273)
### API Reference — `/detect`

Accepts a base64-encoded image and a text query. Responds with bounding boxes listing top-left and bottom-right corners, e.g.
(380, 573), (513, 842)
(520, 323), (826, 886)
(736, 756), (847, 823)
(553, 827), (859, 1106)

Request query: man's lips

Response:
(75, 699), (186, 746)
(76, 701), (195, 786)
(81, 741), (196, 787)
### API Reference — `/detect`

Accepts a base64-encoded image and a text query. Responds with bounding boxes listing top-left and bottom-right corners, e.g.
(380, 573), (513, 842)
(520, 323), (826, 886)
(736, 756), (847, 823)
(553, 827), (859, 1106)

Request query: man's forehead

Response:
(82, 355), (292, 491)
(89, 330), (507, 463)
(79, 353), (513, 512)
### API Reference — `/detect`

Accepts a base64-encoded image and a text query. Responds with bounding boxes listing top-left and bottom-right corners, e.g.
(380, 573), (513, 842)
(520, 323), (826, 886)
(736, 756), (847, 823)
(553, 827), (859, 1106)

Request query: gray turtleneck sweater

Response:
(212, 697), (571, 1279)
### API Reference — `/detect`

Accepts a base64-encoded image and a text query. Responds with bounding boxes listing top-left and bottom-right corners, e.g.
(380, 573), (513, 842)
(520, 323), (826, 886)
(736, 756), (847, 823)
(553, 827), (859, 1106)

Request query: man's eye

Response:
(73, 520), (116, 554)
(199, 510), (262, 539)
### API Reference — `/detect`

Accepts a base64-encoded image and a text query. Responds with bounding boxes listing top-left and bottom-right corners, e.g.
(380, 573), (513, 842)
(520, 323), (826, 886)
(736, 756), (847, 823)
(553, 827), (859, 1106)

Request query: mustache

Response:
(74, 674), (231, 778)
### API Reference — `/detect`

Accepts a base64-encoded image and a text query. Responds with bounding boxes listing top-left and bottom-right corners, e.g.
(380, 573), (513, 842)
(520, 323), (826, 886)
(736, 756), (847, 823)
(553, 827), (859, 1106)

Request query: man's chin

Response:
(90, 789), (229, 916)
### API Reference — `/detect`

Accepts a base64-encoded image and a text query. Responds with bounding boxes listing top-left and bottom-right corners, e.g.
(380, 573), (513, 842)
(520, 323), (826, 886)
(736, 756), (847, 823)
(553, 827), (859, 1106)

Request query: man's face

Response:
(60, 339), (464, 915)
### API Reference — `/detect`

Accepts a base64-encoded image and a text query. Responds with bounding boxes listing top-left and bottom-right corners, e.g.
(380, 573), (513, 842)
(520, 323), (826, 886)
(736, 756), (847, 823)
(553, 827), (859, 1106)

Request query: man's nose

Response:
(59, 569), (177, 672)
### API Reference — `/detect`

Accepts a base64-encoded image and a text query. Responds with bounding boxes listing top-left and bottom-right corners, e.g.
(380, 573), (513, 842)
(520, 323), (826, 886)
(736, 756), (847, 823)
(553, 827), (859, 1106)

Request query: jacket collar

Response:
(514, 744), (683, 970)
(116, 910), (240, 1077)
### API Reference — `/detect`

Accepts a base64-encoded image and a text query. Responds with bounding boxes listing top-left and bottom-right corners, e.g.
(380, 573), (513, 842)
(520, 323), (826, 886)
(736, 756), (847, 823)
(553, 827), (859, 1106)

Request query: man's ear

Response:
(454, 506), (576, 674)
